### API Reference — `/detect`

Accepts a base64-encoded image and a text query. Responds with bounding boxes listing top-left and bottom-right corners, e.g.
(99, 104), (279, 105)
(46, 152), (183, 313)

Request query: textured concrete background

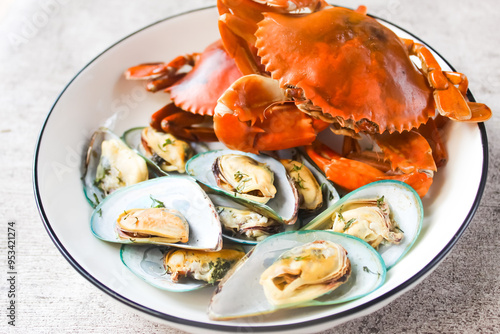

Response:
(1, 0), (499, 333)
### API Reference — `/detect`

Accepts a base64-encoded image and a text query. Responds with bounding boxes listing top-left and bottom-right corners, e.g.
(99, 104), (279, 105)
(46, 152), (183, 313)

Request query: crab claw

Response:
(404, 40), (492, 123)
(150, 103), (218, 142)
(214, 74), (328, 153)
(306, 132), (435, 198)
(125, 54), (199, 92)
(305, 143), (386, 192)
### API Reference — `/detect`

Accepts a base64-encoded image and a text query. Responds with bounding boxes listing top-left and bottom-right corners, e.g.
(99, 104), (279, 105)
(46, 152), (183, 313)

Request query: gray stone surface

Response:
(0, 0), (498, 333)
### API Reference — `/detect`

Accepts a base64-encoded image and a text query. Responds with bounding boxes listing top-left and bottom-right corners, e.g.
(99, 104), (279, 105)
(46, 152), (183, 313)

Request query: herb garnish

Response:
(376, 196), (385, 208)
(234, 171), (248, 182)
(208, 258), (233, 284)
(162, 138), (175, 147)
(395, 226), (404, 234)
(293, 173), (306, 189)
(343, 218), (356, 231)
(157, 138), (176, 152)
(150, 195), (166, 208)
(363, 266), (380, 276)
(234, 171), (252, 193)
(291, 164), (303, 172)
(337, 205), (345, 222)
(93, 193), (101, 206)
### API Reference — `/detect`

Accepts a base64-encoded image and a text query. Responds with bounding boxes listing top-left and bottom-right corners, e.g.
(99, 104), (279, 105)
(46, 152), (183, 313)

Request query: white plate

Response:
(33, 6), (488, 334)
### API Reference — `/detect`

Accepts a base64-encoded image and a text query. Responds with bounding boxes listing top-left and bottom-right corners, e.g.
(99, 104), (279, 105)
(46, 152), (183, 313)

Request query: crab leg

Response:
(402, 38), (491, 122)
(125, 54), (199, 92)
(150, 103), (217, 142)
(374, 131), (436, 174)
(305, 143), (386, 191)
(416, 116), (449, 168)
(306, 132), (435, 197)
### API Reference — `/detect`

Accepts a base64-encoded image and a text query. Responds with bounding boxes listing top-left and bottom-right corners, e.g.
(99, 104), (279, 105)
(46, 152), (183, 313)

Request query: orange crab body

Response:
(255, 7), (436, 134)
(213, 0), (491, 196)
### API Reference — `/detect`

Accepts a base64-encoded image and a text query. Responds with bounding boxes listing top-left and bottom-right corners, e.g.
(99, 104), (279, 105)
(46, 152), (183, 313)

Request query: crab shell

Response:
(255, 7), (435, 133)
(167, 39), (242, 116)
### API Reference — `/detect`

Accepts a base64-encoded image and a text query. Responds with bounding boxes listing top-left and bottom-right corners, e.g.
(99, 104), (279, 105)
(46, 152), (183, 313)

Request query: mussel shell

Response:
(120, 243), (247, 292)
(83, 127), (149, 208)
(122, 127), (226, 176)
(90, 176), (223, 250)
(302, 180), (423, 269)
(208, 230), (386, 320)
(186, 150), (299, 224)
(120, 244), (208, 292)
(209, 193), (296, 245)
(292, 152), (340, 226)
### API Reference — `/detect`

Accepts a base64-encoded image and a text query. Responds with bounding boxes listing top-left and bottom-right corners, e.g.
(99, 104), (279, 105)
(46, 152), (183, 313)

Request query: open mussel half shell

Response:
(90, 176), (222, 251)
(302, 180), (423, 269)
(279, 151), (340, 226)
(120, 244), (245, 292)
(186, 149), (299, 224)
(208, 230), (386, 320)
(122, 127), (226, 176)
(83, 127), (149, 208)
(120, 244), (207, 292)
(208, 193), (297, 245)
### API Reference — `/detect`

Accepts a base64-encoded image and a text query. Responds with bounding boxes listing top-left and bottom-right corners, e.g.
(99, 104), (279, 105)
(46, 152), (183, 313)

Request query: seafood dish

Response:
(208, 230), (385, 320)
(77, 0), (490, 326)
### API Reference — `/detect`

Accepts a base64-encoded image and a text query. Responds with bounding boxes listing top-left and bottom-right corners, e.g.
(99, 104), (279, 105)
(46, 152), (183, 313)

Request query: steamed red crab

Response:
(125, 39), (326, 147)
(212, 0), (491, 196)
(125, 40), (241, 142)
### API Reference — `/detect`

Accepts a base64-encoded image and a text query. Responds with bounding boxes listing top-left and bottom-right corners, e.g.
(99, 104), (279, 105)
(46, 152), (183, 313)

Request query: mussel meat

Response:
(331, 197), (403, 248)
(95, 138), (148, 195)
(217, 206), (283, 241)
(141, 127), (192, 173)
(116, 208), (189, 243)
(281, 159), (323, 210)
(213, 154), (276, 204)
(165, 248), (245, 284)
(260, 240), (351, 306)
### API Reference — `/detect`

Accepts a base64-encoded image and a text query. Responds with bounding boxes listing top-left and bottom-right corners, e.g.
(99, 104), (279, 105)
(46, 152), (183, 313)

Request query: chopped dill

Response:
(363, 266), (380, 276)
(208, 258), (233, 284)
(235, 177), (252, 193)
(162, 138), (175, 147)
(150, 195), (166, 208)
(234, 170), (248, 182)
(343, 218), (356, 231)
(377, 196), (385, 208)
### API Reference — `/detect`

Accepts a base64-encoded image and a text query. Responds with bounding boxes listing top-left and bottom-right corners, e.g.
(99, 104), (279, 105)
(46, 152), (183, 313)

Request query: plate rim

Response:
(32, 5), (489, 332)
